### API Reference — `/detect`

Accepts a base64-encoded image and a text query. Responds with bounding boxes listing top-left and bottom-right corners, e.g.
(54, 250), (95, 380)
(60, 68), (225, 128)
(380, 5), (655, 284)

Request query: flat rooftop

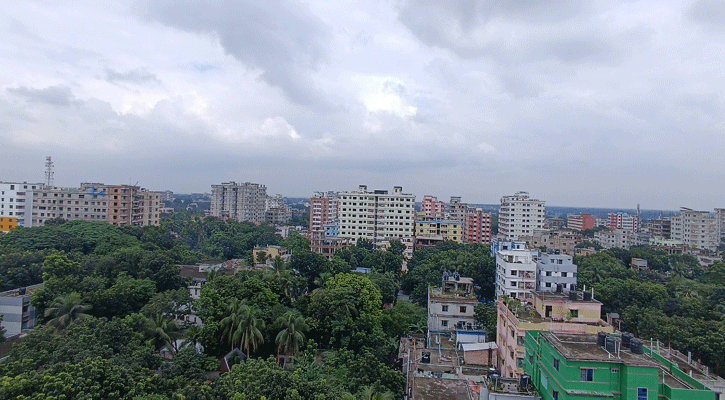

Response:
(542, 332), (696, 389)
(535, 291), (602, 304)
(0, 283), (43, 298)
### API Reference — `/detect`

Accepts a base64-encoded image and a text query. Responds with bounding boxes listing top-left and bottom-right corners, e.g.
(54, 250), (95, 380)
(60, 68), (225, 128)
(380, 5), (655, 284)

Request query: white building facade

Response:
(0, 182), (44, 228)
(495, 249), (537, 300)
(498, 192), (545, 240)
(210, 182), (268, 224)
(671, 208), (718, 252)
(536, 253), (578, 292)
(337, 185), (415, 245)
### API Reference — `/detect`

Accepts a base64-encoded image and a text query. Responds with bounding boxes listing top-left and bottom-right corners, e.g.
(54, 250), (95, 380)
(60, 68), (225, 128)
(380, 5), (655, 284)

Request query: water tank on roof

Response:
(622, 333), (633, 348)
(18, 287), (26, 296)
(568, 291), (578, 301)
(583, 291), (592, 301)
(520, 374), (531, 389)
(597, 332), (607, 347)
(605, 336), (620, 353)
(630, 339), (644, 354)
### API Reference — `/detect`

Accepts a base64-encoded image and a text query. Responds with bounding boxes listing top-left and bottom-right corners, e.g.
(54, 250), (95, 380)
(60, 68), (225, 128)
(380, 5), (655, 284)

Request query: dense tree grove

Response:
(0, 217), (429, 399)
(575, 247), (725, 376)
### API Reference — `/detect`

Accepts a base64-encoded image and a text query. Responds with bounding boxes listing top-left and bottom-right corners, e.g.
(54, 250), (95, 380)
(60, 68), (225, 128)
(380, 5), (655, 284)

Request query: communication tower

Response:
(45, 156), (54, 187)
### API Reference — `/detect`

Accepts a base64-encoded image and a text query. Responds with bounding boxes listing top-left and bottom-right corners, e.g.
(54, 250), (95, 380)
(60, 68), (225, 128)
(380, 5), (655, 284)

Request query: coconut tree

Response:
(274, 311), (309, 357)
(359, 386), (394, 400)
(220, 298), (248, 350)
(236, 306), (265, 356)
(147, 313), (183, 354)
(182, 324), (203, 350)
(44, 292), (92, 332)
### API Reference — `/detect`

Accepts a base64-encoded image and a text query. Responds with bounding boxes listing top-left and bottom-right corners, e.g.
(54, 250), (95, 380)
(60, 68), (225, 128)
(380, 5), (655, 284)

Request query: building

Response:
(420, 195), (445, 217)
(337, 185), (415, 246)
(30, 183), (110, 227)
(427, 272), (480, 332)
(0, 182), (44, 228)
(497, 291), (613, 379)
(608, 212), (640, 233)
(252, 245), (288, 263)
(671, 208), (718, 252)
(0, 216), (18, 232)
(524, 331), (721, 400)
(210, 182), (267, 224)
(464, 207), (493, 244)
(446, 196), (468, 223)
(566, 214), (595, 231)
(536, 253), (577, 293)
(0, 284), (42, 337)
(495, 248), (537, 300)
(265, 194), (291, 225)
(643, 218), (671, 239)
(594, 229), (641, 250)
(521, 229), (583, 256)
(490, 238), (528, 258)
(106, 185), (162, 227)
(414, 216), (463, 243)
(498, 192), (545, 240)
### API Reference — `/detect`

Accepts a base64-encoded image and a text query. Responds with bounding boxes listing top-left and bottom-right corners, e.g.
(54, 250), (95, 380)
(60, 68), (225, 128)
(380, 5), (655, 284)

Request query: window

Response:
(511, 270), (517, 276)
(637, 388), (647, 400)
(553, 358), (560, 371)
(441, 320), (448, 327)
(442, 305), (448, 312)
(570, 310), (578, 318)
(581, 368), (594, 382)
(460, 306), (467, 313)
(553, 390), (559, 400)
(529, 355), (533, 364)
(562, 272), (567, 277)
(546, 271), (552, 276)
(517, 336), (524, 346)
(611, 368), (619, 373)
(511, 281), (516, 287)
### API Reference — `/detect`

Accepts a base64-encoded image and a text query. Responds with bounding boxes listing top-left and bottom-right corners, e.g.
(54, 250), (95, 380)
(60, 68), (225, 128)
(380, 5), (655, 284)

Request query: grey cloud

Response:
(688, 0), (725, 27)
(141, 0), (329, 106)
(7, 85), (76, 106)
(105, 68), (160, 84)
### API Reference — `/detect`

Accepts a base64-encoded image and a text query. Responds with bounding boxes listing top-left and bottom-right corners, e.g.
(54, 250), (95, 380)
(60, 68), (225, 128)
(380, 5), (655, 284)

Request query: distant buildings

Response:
(210, 182), (268, 224)
(414, 214), (463, 245)
(0, 284), (42, 337)
(106, 185), (162, 227)
(671, 208), (718, 252)
(337, 185), (415, 246)
(464, 207), (492, 244)
(498, 192), (545, 240)
(0, 217), (18, 232)
(0, 181), (44, 227)
(566, 213), (595, 231)
(608, 212), (640, 233)
(420, 195), (445, 217)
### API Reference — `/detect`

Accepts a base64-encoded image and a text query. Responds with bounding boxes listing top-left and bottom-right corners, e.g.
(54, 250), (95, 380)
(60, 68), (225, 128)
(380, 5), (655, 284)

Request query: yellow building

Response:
(252, 245), (288, 263)
(0, 217), (18, 232)
(414, 219), (463, 243)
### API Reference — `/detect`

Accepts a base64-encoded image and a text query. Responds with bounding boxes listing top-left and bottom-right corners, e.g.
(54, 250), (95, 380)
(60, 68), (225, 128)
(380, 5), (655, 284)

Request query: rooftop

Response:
(0, 283), (43, 298)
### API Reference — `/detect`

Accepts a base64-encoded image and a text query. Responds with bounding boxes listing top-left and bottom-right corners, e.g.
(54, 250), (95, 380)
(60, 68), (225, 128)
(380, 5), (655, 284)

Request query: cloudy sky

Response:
(1, 0), (724, 209)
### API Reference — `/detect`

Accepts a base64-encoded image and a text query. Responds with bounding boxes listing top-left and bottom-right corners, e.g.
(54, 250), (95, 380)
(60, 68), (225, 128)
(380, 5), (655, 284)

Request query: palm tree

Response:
(44, 292), (92, 332)
(182, 324), (203, 350)
(359, 386), (394, 400)
(274, 311), (309, 357)
(220, 299), (265, 355)
(147, 314), (183, 354)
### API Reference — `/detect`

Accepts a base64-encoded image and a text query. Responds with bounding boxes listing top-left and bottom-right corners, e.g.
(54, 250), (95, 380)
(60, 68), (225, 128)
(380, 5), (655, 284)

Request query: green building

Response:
(523, 331), (718, 400)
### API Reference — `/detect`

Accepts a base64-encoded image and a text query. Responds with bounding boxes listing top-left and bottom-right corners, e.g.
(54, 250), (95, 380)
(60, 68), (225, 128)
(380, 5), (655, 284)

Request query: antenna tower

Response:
(45, 156), (54, 187)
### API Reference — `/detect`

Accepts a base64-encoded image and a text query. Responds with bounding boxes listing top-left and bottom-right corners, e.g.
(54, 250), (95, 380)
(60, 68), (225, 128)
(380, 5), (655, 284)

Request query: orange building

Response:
(107, 185), (162, 227)
(0, 217), (18, 232)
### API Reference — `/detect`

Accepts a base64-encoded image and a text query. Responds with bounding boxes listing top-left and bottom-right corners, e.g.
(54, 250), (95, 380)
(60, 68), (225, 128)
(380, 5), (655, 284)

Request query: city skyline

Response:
(2, 1), (725, 210)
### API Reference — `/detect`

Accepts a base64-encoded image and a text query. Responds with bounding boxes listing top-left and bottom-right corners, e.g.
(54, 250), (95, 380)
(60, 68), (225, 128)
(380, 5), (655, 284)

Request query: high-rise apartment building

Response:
(210, 182), (267, 224)
(498, 192), (545, 240)
(464, 207), (492, 244)
(0, 182), (44, 228)
(446, 196), (467, 223)
(337, 185), (415, 245)
(265, 194), (291, 225)
(106, 185), (162, 227)
(421, 195), (446, 217)
(495, 248), (537, 300)
(30, 183), (109, 227)
(608, 212), (640, 233)
(643, 218), (671, 239)
(671, 208), (718, 252)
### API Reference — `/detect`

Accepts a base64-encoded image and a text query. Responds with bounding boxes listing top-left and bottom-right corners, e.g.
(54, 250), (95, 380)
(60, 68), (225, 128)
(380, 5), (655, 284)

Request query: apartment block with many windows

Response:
(337, 185), (415, 245)
(210, 181), (267, 224)
(0, 182), (44, 227)
(498, 192), (545, 240)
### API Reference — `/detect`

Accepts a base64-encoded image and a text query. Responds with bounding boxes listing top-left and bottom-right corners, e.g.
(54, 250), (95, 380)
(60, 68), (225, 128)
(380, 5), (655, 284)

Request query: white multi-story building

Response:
(30, 183), (110, 227)
(671, 208), (718, 252)
(265, 194), (291, 225)
(427, 273), (480, 332)
(337, 185), (415, 245)
(498, 192), (545, 240)
(210, 182), (267, 224)
(0, 182), (44, 228)
(495, 248), (537, 300)
(536, 253), (578, 292)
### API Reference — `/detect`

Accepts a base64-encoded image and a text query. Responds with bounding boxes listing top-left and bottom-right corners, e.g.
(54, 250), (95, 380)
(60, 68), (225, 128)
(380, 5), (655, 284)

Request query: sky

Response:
(1, 0), (724, 210)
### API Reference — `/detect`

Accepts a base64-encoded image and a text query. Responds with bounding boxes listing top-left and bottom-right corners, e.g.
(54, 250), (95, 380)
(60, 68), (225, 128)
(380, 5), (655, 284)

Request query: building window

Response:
(562, 272), (567, 277)
(441, 320), (448, 327)
(510, 270), (517, 276)
(460, 306), (467, 313)
(553, 358), (560, 371)
(637, 388), (647, 400)
(529, 355), (533, 365)
(442, 305), (448, 312)
(517, 336), (524, 346)
(611, 368), (619, 373)
(581, 368), (594, 382)
(570, 309), (578, 318)
(553, 391), (559, 400)
(546, 271), (552, 276)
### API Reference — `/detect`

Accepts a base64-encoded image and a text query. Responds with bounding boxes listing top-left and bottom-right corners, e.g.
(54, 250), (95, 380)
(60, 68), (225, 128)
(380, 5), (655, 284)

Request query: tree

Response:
(275, 311), (309, 357)
(44, 292), (92, 332)
(220, 299), (265, 355)
(146, 313), (183, 354)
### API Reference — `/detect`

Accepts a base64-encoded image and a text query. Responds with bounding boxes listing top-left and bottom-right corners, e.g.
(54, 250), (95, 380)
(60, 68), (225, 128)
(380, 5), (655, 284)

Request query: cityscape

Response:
(3, 1), (725, 399)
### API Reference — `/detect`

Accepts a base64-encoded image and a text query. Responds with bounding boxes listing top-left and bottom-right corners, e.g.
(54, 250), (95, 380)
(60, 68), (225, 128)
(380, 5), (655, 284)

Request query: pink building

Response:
(464, 207), (492, 244)
(421, 195), (446, 217)
(608, 212), (639, 232)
